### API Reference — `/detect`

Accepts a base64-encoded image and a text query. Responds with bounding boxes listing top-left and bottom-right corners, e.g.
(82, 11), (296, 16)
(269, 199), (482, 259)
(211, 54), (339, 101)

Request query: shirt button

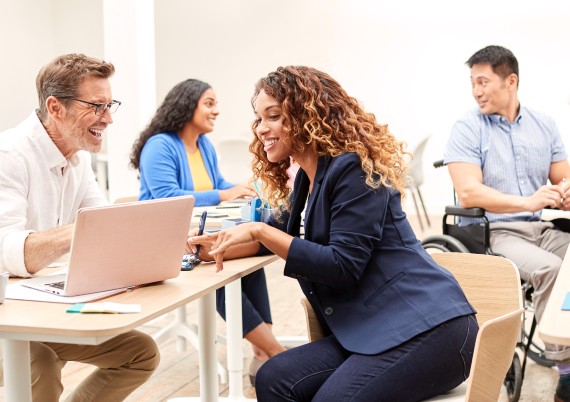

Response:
(324, 307), (334, 315)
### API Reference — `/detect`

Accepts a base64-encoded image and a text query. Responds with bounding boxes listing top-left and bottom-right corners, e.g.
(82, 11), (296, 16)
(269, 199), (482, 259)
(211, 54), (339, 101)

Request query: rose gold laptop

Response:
(21, 196), (194, 297)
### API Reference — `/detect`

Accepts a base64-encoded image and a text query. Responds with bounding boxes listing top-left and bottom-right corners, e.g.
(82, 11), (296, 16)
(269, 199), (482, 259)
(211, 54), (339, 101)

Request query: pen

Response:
(196, 210), (207, 254)
(562, 178), (567, 203)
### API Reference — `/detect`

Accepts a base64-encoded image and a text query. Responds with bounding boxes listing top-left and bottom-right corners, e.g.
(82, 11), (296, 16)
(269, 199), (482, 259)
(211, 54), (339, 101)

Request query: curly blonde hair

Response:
(250, 66), (409, 210)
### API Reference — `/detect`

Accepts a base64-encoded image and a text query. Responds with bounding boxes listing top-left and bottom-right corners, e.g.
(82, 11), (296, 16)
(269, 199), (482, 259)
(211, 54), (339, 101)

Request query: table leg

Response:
(152, 305), (228, 384)
(225, 279), (246, 399)
(3, 339), (32, 402)
(170, 281), (253, 402)
(198, 292), (219, 402)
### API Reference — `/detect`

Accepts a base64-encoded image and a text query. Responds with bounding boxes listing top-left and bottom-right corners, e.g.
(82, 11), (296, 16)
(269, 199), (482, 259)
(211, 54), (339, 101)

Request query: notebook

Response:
(18, 195), (195, 299)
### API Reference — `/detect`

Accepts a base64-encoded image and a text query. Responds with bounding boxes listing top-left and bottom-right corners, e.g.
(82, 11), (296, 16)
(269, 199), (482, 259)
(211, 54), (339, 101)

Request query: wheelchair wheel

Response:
(421, 234), (470, 253)
(504, 353), (523, 402)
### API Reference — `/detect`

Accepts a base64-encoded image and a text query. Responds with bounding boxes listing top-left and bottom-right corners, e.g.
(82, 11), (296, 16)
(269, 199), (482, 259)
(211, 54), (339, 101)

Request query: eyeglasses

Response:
(59, 97), (122, 116)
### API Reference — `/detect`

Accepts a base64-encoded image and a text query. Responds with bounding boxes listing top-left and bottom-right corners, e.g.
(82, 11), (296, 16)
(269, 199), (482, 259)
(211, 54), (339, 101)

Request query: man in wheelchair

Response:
(444, 45), (570, 402)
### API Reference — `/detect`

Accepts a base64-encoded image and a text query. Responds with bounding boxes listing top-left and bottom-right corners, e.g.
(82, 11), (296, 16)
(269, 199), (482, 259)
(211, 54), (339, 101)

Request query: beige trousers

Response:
(1, 329), (159, 402)
(490, 221), (570, 360)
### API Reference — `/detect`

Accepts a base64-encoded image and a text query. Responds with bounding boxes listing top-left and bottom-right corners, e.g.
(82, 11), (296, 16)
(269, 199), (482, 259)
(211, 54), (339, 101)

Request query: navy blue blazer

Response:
(264, 153), (475, 355)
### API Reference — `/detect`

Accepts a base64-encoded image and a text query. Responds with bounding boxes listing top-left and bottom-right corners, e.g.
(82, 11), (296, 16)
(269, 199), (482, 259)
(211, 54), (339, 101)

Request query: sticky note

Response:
(66, 303), (86, 313)
(66, 302), (141, 314)
(561, 292), (570, 310)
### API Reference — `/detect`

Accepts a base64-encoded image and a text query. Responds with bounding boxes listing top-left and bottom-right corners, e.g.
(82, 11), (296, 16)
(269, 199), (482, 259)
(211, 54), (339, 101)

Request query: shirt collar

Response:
(30, 110), (79, 170)
(487, 106), (524, 125)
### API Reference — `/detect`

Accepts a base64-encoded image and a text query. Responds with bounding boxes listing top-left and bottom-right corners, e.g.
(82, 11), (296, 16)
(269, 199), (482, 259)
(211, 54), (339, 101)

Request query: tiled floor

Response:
(1, 212), (560, 401)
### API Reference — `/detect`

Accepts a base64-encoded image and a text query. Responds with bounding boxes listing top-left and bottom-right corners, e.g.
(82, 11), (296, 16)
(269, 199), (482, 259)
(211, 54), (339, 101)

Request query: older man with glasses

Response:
(0, 53), (159, 402)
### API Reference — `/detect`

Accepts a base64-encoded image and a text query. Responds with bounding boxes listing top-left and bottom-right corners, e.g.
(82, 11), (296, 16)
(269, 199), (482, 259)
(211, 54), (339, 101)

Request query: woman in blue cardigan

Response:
(130, 79), (285, 384)
(131, 80), (254, 206)
(188, 67), (478, 401)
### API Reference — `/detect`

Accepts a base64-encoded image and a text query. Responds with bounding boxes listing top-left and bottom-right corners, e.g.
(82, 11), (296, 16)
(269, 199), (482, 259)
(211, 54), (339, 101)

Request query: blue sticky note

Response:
(67, 303), (85, 313)
(562, 292), (570, 310)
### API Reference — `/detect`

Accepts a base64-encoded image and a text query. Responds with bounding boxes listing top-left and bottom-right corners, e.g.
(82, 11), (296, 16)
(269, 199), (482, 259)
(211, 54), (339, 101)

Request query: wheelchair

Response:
(421, 160), (560, 402)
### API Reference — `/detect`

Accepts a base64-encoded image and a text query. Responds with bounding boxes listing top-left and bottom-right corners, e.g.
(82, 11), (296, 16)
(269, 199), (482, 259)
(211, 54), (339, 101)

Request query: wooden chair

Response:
(112, 195), (138, 204)
(300, 252), (524, 402)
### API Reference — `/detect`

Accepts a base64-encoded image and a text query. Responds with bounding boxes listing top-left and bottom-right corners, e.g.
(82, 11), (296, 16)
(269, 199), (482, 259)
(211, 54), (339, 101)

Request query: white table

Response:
(0, 254), (279, 402)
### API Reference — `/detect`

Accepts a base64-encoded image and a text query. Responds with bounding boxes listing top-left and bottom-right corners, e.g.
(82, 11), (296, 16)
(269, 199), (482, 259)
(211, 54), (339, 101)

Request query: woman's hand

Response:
(219, 184), (257, 201)
(187, 222), (263, 271)
(185, 228), (215, 262)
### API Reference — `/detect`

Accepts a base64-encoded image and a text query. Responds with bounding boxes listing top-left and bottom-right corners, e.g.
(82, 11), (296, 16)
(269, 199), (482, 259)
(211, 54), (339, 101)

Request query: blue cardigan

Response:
(138, 132), (234, 206)
(263, 153), (475, 355)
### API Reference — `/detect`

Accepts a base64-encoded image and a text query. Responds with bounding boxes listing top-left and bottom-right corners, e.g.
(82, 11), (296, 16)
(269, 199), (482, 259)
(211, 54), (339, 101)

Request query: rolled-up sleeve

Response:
(0, 151), (33, 277)
(2, 230), (33, 277)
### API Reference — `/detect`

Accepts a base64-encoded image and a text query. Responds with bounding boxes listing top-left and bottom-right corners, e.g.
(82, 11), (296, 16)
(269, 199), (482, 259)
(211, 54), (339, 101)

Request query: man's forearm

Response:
(457, 185), (528, 213)
(23, 224), (74, 274)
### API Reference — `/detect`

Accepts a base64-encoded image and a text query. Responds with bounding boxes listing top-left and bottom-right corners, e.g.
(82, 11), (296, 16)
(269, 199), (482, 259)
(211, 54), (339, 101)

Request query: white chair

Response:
(301, 252), (524, 402)
(406, 135), (431, 231)
(216, 138), (253, 184)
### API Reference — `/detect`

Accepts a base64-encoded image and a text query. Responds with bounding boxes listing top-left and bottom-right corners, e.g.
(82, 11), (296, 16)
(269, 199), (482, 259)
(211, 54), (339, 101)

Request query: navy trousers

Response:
(255, 314), (478, 402)
(216, 268), (272, 336)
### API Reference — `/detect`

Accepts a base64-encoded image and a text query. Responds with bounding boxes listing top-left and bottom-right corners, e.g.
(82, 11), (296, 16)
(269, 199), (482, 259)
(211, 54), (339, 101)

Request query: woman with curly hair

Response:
(131, 79), (285, 385)
(188, 66), (478, 401)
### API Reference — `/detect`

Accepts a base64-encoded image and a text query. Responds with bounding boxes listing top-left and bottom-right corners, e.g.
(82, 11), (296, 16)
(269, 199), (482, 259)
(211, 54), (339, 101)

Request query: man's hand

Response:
(525, 185), (567, 212)
(560, 179), (570, 211)
(23, 224), (74, 274)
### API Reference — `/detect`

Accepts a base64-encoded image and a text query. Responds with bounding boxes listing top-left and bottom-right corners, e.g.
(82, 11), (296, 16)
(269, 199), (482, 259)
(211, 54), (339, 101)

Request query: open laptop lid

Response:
(61, 195), (194, 296)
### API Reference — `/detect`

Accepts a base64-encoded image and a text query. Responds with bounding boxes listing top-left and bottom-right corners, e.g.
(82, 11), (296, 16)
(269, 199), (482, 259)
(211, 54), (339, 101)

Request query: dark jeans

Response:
(256, 314), (478, 402)
(216, 268), (273, 336)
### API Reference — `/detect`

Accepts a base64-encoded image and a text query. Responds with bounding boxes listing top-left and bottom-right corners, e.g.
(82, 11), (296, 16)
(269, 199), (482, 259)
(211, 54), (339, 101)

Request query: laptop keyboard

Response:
(46, 281), (65, 290)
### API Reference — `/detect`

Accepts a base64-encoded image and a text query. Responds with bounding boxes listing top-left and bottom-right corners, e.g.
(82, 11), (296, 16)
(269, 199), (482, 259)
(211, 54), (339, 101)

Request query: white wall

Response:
(1, 0), (569, 213)
(0, 0), (103, 130)
(102, 0), (156, 202)
(153, 0), (570, 213)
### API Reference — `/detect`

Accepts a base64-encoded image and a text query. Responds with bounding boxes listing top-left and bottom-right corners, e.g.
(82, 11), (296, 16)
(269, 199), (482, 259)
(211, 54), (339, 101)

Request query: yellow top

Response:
(188, 149), (213, 191)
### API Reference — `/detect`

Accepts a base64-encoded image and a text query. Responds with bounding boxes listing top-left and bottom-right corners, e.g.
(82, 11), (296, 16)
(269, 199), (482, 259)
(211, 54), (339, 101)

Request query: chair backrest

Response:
(409, 135), (431, 188)
(431, 252), (522, 325)
(216, 138), (253, 184)
(302, 252), (523, 402)
(431, 252), (523, 402)
(113, 195), (138, 204)
(300, 297), (326, 342)
(466, 309), (523, 401)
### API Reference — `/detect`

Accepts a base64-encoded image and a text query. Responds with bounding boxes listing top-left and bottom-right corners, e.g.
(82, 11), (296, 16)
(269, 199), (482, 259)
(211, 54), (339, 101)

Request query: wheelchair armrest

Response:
(433, 159), (445, 169)
(549, 217), (570, 233)
(444, 205), (486, 218)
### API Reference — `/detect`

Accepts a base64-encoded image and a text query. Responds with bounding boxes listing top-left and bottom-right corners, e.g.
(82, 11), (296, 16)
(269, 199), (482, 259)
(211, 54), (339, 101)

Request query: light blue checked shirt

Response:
(444, 106), (567, 225)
